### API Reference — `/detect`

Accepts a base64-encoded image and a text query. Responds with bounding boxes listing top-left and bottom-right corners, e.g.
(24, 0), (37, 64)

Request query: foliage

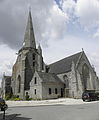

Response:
(96, 92), (99, 94)
(96, 92), (99, 96)
(11, 97), (22, 101)
(25, 93), (30, 100)
(10, 95), (23, 101)
(5, 94), (12, 100)
(26, 98), (33, 101)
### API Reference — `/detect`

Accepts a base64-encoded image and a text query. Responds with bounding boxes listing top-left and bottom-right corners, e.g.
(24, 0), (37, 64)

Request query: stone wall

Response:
(42, 82), (63, 99)
(30, 72), (43, 99)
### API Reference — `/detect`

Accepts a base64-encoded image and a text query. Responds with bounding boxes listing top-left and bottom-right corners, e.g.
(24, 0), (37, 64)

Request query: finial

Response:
(29, 5), (31, 12)
(28, 0), (31, 13)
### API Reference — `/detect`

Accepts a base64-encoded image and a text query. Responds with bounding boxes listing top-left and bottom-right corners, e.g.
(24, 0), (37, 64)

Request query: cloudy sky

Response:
(0, 0), (99, 84)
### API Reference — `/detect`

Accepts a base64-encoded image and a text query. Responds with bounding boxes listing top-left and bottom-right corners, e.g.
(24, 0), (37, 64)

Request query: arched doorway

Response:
(63, 75), (69, 97)
(82, 64), (89, 91)
(17, 75), (21, 93)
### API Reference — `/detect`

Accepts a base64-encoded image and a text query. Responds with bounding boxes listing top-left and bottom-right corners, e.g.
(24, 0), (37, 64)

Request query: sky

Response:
(0, 0), (99, 85)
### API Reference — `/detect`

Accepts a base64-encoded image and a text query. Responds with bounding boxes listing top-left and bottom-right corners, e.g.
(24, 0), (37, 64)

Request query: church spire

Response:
(23, 10), (36, 49)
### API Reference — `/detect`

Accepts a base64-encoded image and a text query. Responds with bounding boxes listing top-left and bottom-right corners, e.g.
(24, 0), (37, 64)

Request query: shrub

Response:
(26, 98), (33, 101)
(10, 95), (23, 101)
(13, 97), (22, 101)
(5, 94), (12, 100)
(25, 94), (29, 100)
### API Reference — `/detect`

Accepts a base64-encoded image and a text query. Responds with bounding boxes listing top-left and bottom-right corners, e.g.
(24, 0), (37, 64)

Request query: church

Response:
(1, 11), (99, 100)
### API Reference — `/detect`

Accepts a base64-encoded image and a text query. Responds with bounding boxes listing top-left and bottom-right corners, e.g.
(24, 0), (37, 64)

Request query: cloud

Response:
(0, 45), (17, 81)
(0, 0), (68, 49)
(61, 0), (99, 30)
(62, 0), (76, 18)
(88, 52), (99, 76)
(0, 0), (68, 85)
(93, 29), (99, 38)
(75, 0), (99, 29)
(0, 0), (99, 81)
(1, 0), (99, 49)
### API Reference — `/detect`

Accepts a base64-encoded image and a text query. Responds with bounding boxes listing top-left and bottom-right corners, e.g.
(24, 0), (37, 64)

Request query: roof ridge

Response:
(48, 51), (83, 74)
(49, 51), (82, 66)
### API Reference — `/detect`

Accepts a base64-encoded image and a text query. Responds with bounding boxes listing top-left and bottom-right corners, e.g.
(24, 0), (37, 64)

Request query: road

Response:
(0, 102), (99, 120)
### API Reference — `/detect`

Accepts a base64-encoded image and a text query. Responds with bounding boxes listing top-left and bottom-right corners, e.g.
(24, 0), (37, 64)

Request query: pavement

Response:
(6, 98), (99, 107)
(0, 98), (99, 120)
(0, 112), (17, 120)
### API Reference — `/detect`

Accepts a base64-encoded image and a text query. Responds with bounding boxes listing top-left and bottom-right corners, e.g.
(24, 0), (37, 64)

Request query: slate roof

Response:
(49, 52), (82, 74)
(38, 72), (64, 83)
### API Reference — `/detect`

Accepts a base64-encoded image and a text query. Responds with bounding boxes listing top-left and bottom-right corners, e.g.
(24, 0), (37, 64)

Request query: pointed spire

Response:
(38, 44), (42, 54)
(23, 9), (36, 49)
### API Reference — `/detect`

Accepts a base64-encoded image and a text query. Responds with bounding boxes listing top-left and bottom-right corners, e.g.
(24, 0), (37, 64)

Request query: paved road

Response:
(0, 102), (99, 120)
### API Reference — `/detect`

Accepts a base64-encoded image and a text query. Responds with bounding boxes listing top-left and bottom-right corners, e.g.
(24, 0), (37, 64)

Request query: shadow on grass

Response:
(0, 113), (32, 120)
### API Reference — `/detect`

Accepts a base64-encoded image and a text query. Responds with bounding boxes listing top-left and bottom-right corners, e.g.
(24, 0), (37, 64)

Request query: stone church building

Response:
(1, 11), (99, 99)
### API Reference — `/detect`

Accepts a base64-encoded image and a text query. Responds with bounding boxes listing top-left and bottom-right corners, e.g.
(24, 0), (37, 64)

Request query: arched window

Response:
(82, 64), (89, 91)
(17, 75), (21, 93)
(33, 54), (35, 60)
(34, 89), (36, 95)
(33, 62), (35, 67)
(63, 75), (69, 88)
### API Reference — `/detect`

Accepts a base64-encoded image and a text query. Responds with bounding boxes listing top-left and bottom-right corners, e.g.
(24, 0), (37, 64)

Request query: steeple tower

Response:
(23, 10), (36, 49)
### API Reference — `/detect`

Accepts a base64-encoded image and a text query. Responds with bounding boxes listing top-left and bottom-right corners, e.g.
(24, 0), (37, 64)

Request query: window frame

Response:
(34, 89), (36, 95)
(34, 77), (37, 84)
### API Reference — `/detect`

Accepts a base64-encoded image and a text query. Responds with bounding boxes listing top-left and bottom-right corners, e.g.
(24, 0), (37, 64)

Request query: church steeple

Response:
(23, 10), (36, 49)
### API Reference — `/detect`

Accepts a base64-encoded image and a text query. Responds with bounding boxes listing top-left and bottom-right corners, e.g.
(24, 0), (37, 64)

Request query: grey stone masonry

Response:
(2, 10), (99, 100)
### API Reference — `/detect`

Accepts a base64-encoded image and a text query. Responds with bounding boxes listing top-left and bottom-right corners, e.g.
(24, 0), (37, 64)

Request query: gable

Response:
(76, 52), (94, 72)
(30, 71), (41, 86)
